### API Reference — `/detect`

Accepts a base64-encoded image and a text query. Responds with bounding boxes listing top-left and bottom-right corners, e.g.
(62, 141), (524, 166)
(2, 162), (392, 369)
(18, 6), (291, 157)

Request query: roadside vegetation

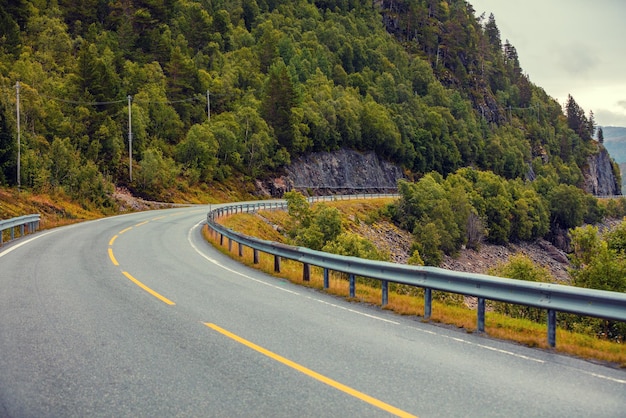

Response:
(207, 193), (626, 367)
(0, 0), (619, 210)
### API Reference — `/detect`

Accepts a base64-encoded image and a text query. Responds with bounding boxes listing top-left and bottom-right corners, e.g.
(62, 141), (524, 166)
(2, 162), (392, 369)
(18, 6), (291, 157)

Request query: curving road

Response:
(1, 206), (625, 417)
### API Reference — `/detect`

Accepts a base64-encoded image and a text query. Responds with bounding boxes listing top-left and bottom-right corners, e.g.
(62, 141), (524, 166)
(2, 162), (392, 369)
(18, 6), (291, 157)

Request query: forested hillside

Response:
(0, 0), (613, 206)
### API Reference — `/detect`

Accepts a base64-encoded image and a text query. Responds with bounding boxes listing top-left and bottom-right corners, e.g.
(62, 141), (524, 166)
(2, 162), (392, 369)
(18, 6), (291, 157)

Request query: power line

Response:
(21, 89), (208, 106)
(133, 95), (204, 104)
(36, 93), (127, 105)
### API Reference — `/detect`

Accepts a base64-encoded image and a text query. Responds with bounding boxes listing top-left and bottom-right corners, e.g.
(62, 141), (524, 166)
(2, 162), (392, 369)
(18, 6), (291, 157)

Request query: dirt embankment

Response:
(354, 219), (572, 283)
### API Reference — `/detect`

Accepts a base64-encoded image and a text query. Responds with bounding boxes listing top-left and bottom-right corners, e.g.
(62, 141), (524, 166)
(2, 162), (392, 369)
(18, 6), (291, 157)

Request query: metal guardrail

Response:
(206, 199), (626, 348)
(0, 214), (40, 245)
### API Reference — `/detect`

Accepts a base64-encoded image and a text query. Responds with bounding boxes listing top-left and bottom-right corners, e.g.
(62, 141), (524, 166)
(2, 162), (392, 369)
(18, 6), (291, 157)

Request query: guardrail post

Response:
(253, 249), (259, 264)
(228, 237), (233, 252)
(548, 309), (556, 348)
(477, 297), (485, 332)
(220, 233), (224, 246)
(381, 280), (388, 307)
(424, 288), (432, 319)
(238, 242), (243, 257)
(349, 274), (355, 298)
(323, 268), (329, 289)
(274, 255), (281, 272)
(303, 263), (310, 281)
(11, 227), (15, 240)
(20, 224), (24, 236)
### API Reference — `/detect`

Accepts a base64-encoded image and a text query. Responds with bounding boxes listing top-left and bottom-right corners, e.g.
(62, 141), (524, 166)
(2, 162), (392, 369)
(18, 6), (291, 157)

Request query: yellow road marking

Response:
(152, 216), (166, 221)
(122, 271), (175, 305)
(119, 227), (133, 234)
(109, 235), (118, 246)
(204, 323), (417, 418)
(135, 221), (149, 227)
(108, 248), (119, 266)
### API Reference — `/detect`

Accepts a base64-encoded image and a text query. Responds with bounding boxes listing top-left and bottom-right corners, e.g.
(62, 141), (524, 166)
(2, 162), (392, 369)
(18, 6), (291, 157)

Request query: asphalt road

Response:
(1, 206), (625, 417)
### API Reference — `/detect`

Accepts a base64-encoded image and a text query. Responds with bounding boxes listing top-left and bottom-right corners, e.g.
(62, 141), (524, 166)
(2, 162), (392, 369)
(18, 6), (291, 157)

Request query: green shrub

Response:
(488, 254), (551, 323)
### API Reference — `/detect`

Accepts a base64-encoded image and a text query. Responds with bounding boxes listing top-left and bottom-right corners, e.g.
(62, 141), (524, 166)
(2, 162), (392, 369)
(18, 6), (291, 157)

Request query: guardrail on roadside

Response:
(206, 198), (626, 348)
(0, 214), (40, 246)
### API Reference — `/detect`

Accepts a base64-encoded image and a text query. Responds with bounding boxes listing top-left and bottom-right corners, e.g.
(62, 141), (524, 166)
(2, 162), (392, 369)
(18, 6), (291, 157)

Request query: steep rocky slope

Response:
(257, 149), (405, 197)
(354, 219), (572, 283)
(582, 145), (621, 196)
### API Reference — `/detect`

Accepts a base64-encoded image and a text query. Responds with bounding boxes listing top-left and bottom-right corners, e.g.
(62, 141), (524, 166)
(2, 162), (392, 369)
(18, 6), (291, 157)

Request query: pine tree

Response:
(261, 61), (299, 153)
(0, 101), (16, 185)
(484, 13), (501, 50)
(565, 94), (590, 140)
(587, 110), (596, 139)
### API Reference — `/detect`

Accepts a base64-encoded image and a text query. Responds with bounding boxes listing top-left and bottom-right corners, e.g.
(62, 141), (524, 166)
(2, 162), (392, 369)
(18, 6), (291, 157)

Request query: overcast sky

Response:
(469, 0), (626, 128)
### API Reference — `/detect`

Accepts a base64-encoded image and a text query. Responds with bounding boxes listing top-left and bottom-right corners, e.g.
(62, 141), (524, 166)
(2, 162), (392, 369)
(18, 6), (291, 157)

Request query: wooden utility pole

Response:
(128, 95), (133, 182)
(16, 81), (20, 190)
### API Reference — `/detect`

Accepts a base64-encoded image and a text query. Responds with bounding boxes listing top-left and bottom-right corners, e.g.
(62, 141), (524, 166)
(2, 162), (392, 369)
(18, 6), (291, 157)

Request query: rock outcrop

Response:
(256, 149), (405, 197)
(582, 144), (621, 196)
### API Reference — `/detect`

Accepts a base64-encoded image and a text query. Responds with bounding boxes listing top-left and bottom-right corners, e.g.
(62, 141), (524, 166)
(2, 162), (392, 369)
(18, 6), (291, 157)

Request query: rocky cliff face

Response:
(256, 149), (405, 197)
(582, 144), (622, 196)
(256, 145), (621, 198)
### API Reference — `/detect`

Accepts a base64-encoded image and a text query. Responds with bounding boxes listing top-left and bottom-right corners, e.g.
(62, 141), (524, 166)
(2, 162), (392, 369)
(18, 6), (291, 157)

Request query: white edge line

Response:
(188, 221), (626, 373)
(580, 371), (626, 385)
(0, 229), (60, 258)
(187, 222), (300, 295)
(306, 296), (400, 324)
(187, 221), (399, 325)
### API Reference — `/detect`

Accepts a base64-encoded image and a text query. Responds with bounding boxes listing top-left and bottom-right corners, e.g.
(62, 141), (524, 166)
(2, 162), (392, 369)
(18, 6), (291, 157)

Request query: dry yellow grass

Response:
(207, 205), (626, 368)
(219, 213), (287, 243)
(0, 188), (104, 230)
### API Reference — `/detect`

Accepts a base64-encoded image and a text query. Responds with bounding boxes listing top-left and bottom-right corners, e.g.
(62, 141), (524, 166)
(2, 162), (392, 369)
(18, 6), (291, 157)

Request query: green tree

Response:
(48, 137), (79, 188)
(165, 45), (200, 124)
(136, 147), (179, 196)
(175, 123), (218, 183)
(489, 254), (550, 322)
(284, 190), (312, 231)
(0, 1), (23, 58)
(569, 224), (626, 340)
(572, 240), (626, 293)
(312, 204), (342, 244)
(0, 101), (16, 185)
(565, 94), (591, 141)
(174, 1), (213, 52)
(261, 61), (302, 155)
(548, 184), (585, 229)
(360, 97), (401, 159)
(75, 41), (121, 103)
(322, 231), (385, 261)
(242, 0), (260, 31)
(235, 105), (281, 177)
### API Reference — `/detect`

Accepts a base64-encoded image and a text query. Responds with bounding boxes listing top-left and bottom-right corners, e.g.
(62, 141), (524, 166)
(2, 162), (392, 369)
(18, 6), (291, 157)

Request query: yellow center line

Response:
(108, 248), (119, 266)
(109, 220), (175, 306)
(119, 226), (133, 234)
(109, 235), (118, 246)
(152, 216), (166, 221)
(204, 323), (417, 418)
(122, 271), (176, 305)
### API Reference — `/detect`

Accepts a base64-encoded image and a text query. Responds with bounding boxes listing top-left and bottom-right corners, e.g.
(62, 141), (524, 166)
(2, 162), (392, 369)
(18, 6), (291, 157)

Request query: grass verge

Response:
(206, 213), (626, 368)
